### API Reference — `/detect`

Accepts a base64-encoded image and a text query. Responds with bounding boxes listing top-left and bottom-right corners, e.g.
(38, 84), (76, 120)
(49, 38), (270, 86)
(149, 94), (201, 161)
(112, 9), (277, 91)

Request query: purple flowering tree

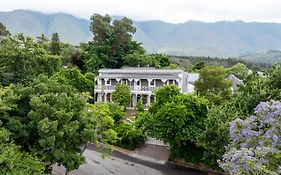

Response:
(219, 101), (281, 174)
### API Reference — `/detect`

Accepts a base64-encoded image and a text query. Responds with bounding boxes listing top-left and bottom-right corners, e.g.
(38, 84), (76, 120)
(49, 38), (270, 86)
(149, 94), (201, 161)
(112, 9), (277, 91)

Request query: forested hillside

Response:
(3, 10), (281, 58)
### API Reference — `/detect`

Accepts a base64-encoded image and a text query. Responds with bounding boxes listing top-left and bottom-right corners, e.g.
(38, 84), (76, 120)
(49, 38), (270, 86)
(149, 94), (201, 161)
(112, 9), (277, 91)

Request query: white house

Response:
(94, 67), (189, 107)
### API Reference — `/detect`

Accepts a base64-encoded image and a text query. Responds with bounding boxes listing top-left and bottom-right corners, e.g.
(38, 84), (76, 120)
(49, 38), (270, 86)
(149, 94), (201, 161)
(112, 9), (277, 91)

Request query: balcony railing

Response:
(94, 85), (158, 92)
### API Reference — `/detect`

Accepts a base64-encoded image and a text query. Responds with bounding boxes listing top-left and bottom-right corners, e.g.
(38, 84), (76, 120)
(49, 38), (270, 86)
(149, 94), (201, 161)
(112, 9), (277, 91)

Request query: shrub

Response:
(112, 83), (131, 109)
(108, 102), (124, 123)
(136, 97), (144, 112)
(113, 122), (146, 150)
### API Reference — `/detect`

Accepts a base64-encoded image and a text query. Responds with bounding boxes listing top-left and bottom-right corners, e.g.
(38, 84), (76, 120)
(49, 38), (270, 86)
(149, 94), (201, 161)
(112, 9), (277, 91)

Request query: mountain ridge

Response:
(2, 9), (281, 58)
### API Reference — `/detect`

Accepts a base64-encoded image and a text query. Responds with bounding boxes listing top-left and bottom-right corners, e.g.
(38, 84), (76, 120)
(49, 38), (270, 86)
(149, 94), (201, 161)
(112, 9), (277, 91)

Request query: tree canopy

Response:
(0, 34), (61, 85)
(112, 83), (131, 109)
(50, 32), (61, 55)
(139, 85), (208, 163)
(195, 66), (232, 104)
(227, 63), (249, 80)
(89, 14), (138, 68)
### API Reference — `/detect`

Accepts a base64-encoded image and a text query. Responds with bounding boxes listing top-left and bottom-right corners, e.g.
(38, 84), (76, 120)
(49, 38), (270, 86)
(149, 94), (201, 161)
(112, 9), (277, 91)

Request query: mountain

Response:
(241, 50), (281, 64)
(0, 10), (92, 44)
(2, 10), (281, 58)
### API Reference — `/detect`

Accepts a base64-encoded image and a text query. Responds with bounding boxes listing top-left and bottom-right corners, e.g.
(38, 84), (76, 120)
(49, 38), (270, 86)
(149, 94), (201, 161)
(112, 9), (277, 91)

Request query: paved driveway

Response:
(53, 145), (206, 175)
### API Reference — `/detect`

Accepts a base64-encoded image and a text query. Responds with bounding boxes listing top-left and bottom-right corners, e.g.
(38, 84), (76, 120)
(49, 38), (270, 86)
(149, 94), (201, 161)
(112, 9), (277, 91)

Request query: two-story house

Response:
(94, 67), (189, 107)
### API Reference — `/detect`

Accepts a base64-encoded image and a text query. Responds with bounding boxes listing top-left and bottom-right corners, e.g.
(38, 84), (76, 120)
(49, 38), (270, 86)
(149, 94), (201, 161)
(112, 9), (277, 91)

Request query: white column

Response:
(161, 79), (167, 86)
(147, 79), (152, 91)
(97, 93), (102, 102)
(147, 94), (151, 106)
(132, 94), (137, 107)
(110, 93), (112, 102)
(128, 78), (133, 91)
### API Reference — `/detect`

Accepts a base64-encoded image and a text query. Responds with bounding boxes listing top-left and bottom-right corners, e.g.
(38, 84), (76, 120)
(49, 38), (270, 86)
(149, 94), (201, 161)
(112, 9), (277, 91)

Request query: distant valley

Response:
(2, 9), (281, 61)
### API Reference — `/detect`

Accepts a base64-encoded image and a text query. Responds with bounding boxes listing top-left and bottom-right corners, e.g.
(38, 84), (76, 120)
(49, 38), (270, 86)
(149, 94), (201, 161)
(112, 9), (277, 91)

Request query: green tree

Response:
(199, 102), (243, 167)
(0, 75), (99, 173)
(192, 61), (206, 71)
(153, 54), (170, 67)
(50, 32), (61, 55)
(148, 85), (180, 114)
(199, 63), (281, 167)
(140, 85), (208, 163)
(0, 35), (61, 85)
(113, 122), (146, 150)
(36, 33), (49, 43)
(108, 102), (125, 123)
(80, 43), (103, 74)
(227, 63), (249, 80)
(86, 103), (118, 155)
(112, 83), (131, 109)
(195, 66), (232, 104)
(136, 97), (144, 112)
(0, 128), (46, 175)
(0, 22), (10, 37)
(52, 68), (94, 92)
(88, 14), (141, 68)
(123, 53), (170, 68)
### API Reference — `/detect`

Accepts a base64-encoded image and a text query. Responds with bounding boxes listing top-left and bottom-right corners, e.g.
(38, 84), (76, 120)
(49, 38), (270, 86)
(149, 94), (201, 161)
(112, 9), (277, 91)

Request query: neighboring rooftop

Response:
(187, 73), (199, 83)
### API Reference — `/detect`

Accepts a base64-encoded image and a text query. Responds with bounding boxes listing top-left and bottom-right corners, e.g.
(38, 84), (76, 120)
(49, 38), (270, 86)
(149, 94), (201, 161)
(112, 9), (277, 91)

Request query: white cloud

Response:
(1, 0), (281, 23)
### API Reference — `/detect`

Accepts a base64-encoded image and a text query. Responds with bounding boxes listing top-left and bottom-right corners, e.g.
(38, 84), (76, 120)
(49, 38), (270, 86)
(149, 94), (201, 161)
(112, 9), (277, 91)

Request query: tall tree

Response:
(50, 32), (61, 55)
(0, 22), (10, 37)
(195, 66), (232, 104)
(0, 75), (98, 173)
(36, 33), (49, 43)
(227, 63), (249, 80)
(88, 14), (140, 68)
(139, 85), (208, 163)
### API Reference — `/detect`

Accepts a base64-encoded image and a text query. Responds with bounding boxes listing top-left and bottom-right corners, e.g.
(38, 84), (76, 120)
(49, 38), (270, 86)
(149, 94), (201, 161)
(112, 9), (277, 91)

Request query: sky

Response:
(1, 0), (281, 23)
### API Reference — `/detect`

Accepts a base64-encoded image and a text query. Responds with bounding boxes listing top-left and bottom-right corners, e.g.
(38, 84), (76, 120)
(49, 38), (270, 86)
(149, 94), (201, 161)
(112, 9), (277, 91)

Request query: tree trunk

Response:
(80, 143), (88, 155)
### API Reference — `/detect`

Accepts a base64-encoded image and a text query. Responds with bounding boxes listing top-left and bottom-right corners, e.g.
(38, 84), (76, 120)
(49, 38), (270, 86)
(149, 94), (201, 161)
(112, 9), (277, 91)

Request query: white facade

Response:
(94, 67), (189, 107)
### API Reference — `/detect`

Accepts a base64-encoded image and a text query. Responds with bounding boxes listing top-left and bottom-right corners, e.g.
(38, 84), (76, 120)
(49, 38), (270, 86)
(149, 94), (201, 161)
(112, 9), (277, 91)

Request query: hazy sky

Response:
(1, 0), (281, 23)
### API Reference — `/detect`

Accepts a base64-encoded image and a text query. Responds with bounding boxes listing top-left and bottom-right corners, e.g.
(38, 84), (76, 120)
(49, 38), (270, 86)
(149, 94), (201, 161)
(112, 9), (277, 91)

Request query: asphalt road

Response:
(53, 145), (206, 175)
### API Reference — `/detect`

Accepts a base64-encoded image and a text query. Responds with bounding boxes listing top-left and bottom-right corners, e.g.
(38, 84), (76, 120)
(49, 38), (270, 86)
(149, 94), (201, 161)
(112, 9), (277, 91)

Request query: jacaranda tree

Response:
(219, 101), (281, 175)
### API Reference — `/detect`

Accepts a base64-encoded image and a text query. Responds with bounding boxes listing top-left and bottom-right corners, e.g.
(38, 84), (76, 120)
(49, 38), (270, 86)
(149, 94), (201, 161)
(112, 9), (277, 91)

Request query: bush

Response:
(112, 83), (131, 109)
(108, 102), (124, 123)
(136, 97), (144, 112)
(113, 122), (146, 150)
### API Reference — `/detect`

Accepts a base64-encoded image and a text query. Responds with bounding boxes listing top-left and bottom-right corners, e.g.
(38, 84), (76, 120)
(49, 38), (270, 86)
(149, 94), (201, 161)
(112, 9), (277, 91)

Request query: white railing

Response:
(95, 85), (158, 92)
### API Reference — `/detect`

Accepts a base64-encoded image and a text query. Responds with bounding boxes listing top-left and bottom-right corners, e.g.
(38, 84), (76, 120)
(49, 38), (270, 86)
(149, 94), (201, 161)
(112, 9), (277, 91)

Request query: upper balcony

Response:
(94, 85), (158, 93)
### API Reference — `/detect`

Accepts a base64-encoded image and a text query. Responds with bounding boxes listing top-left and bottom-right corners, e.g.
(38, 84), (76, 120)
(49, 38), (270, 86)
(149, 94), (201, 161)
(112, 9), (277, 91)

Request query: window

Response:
(136, 80), (140, 86)
(150, 79), (155, 86)
(169, 80), (174, 85)
(106, 79), (111, 85)
(122, 79), (127, 85)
